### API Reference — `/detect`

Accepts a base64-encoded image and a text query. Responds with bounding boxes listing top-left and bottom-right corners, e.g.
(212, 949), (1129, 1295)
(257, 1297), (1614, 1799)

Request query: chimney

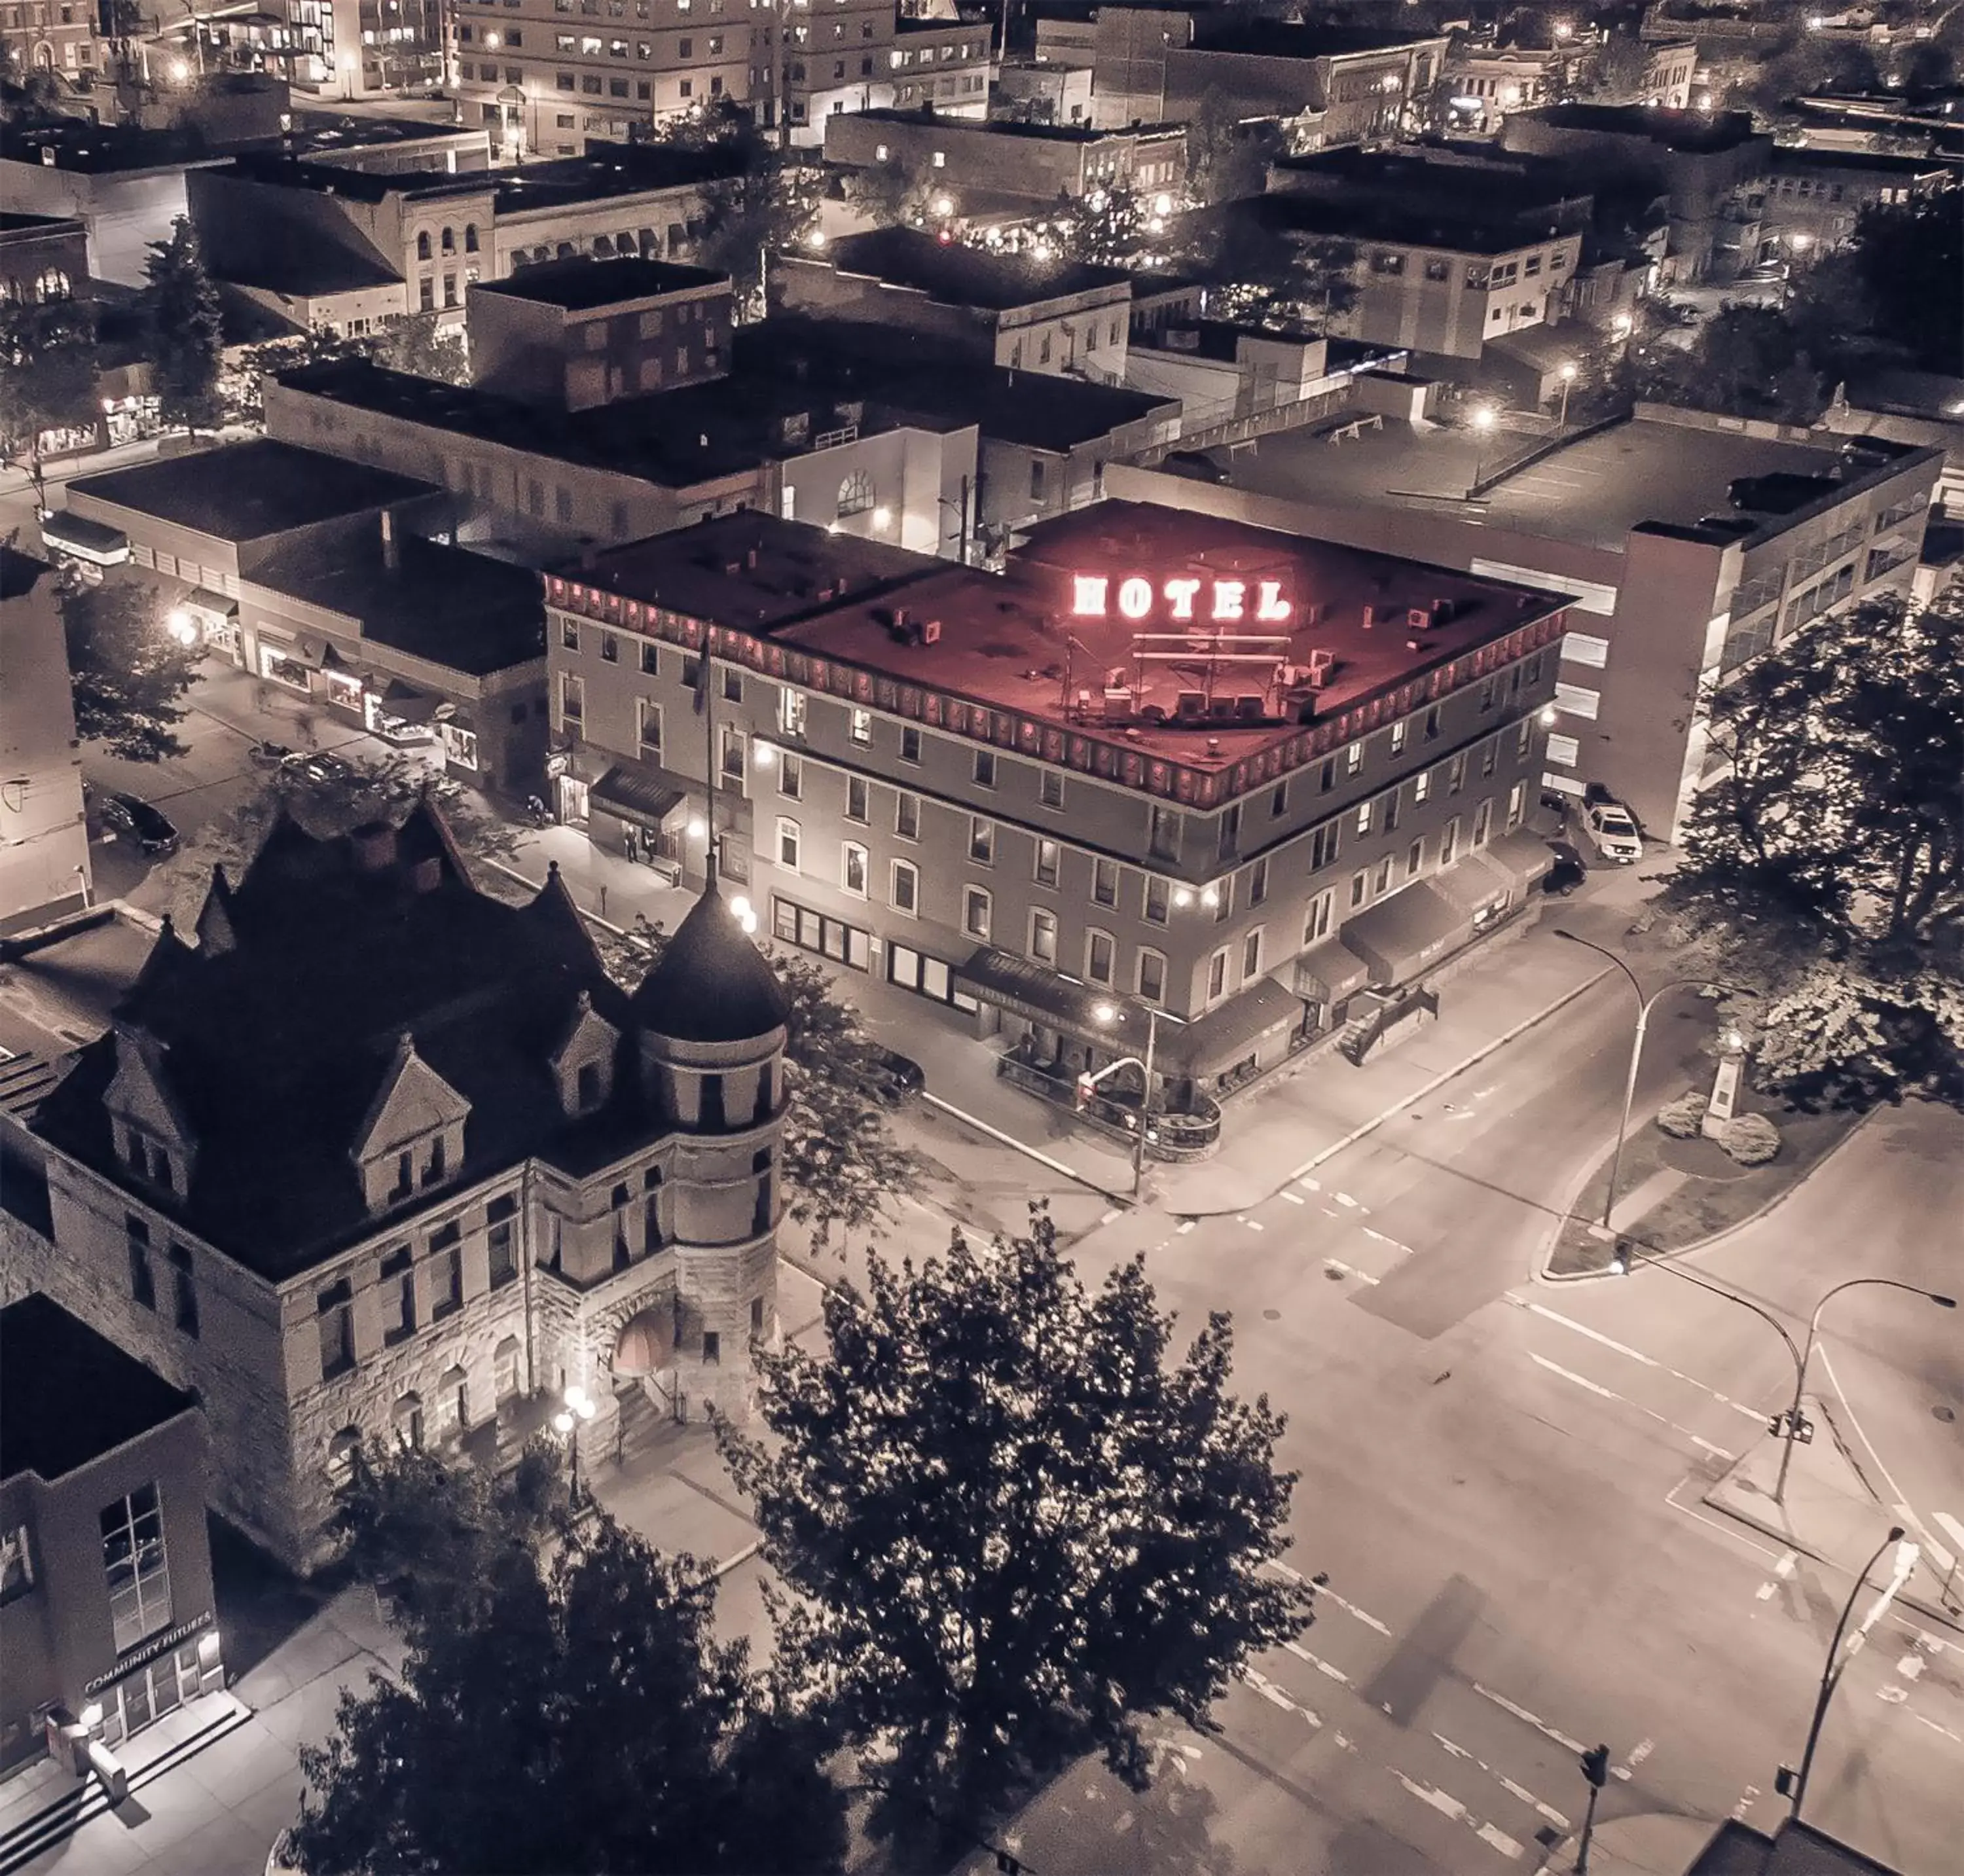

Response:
(380, 509), (399, 572)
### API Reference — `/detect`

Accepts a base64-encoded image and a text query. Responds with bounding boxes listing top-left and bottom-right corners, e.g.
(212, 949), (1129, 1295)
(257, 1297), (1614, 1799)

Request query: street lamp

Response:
(1557, 361), (1578, 429)
(1552, 929), (1740, 1238)
(553, 1383), (597, 1504)
(1092, 1000), (1161, 1195)
(1469, 403), (1497, 490)
(1781, 1525), (1919, 1818)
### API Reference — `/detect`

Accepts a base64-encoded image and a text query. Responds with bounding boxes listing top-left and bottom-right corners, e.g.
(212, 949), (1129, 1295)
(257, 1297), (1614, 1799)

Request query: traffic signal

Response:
(1580, 1744), (1611, 1789)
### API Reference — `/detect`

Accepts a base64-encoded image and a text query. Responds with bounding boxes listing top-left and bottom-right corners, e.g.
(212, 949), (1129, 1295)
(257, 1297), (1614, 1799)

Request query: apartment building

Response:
(782, 10), (991, 137)
(0, 0), (97, 82)
(823, 110), (1186, 202)
(780, 227), (1134, 383)
(1443, 44), (1568, 132)
(543, 501), (1567, 1124)
(1, 1297), (225, 1771)
(2, 814), (794, 1570)
(1112, 408), (1943, 844)
(1755, 147), (1955, 260)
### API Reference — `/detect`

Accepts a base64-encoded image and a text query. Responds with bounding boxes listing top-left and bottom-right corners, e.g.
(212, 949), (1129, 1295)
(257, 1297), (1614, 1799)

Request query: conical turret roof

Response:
(631, 889), (788, 1043)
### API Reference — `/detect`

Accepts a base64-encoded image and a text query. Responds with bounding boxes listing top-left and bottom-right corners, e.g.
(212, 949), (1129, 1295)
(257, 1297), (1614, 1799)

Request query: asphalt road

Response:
(985, 1021), (1964, 1876)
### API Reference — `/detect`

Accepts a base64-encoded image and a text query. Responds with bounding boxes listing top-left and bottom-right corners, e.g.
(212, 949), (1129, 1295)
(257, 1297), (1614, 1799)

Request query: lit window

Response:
(842, 842), (869, 897)
(776, 818), (801, 871)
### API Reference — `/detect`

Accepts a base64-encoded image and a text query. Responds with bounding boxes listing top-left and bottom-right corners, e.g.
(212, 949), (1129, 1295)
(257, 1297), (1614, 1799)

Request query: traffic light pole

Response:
(1576, 1744), (1610, 1876)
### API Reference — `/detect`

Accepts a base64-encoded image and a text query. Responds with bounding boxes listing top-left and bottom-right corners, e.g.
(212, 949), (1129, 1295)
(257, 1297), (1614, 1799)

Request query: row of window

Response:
(414, 225), (480, 261)
(126, 1214), (199, 1339)
(557, 67), (725, 95)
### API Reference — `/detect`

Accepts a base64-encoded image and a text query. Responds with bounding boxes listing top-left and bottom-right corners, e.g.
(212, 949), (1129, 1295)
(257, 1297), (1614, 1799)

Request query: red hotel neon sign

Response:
(1071, 573), (1292, 625)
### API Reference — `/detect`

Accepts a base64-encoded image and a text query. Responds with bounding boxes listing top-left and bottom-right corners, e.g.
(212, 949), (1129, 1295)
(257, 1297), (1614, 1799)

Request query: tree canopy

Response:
(228, 310), (467, 423)
(719, 1204), (1315, 1850)
(60, 577), (202, 763)
(600, 914), (916, 1248)
(143, 217), (225, 433)
(295, 1445), (847, 1876)
(0, 294), (98, 504)
(1632, 302), (1829, 424)
(1665, 588), (1964, 1110)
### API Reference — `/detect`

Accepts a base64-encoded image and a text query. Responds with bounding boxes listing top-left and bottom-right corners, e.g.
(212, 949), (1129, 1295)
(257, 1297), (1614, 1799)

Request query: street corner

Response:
(1550, 1809), (1721, 1876)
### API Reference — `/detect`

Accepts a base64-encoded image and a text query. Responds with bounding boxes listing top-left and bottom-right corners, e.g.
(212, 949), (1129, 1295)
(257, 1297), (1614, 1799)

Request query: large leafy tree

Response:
(0, 294), (98, 509)
(601, 914), (916, 1248)
(1666, 588), (1964, 1109)
(719, 1204), (1316, 1850)
(295, 1471), (846, 1876)
(1185, 201), (1359, 332)
(689, 154), (822, 318)
(143, 216), (225, 433)
(60, 577), (202, 762)
(228, 311), (466, 422)
(1632, 302), (1828, 425)
(1839, 196), (1964, 378)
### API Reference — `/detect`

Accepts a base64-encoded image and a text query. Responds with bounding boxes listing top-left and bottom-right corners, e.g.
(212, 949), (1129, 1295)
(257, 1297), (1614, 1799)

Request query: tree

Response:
(60, 577), (202, 762)
(1898, 40), (1955, 94)
(1664, 588), (1964, 1110)
(843, 159), (936, 231)
(161, 748), (523, 925)
(598, 914), (916, 1248)
(1840, 196), (1964, 377)
(371, 308), (469, 384)
(1631, 303), (1827, 424)
(689, 156), (822, 317)
(227, 311), (466, 424)
(1183, 87), (1277, 207)
(1199, 215), (1360, 332)
(294, 1494), (847, 1875)
(0, 293), (98, 510)
(143, 216), (225, 433)
(719, 1204), (1316, 1850)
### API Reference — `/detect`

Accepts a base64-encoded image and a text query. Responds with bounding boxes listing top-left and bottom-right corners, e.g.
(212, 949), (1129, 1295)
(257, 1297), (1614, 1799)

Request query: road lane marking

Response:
(1300, 1176), (1320, 1191)
(1335, 1191), (1361, 1209)
(1527, 1356), (1744, 1454)
(1325, 1258), (1381, 1286)
(1733, 1785), (1760, 1820)
(1692, 1436), (1737, 1460)
(1526, 1303), (1660, 1368)
(1433, 1734), (1571, 1829)
(1244, 1667), (1322, 1729)
(1389, 1771), (1523, 1861)
(1474, 1685), (1586, 1755)
(1514, 1299), (1769, 1422)
(1529, 1352), (1621, 1401)
(1628, 1739), (1655, 1769)
(1910, 1712), (1963, 1745)
(1360, 1227), (1409, 1251)
(1756, 1581), (1778, 1601)
(1775, 1553), (1797, 1578)
(1281, 1189), (1306, 1204)
(1245, 1218), (1265, 1231)
(1177, 1219), (1196, 1235)
(1100, 1208), (1123, 1225)
(1283, 1638), (1350, 1684)
(1665, 1479), (1783, 1562)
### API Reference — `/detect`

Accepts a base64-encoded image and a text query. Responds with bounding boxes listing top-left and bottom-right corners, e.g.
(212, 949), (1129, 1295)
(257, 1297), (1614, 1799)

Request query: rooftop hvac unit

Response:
(1407, 607), (1432, 630)
(1360, 604), (1377, 630)
(1233, 694), (1264, 720)
(1175, 690), (1207, 719)
(919, 618), (941, 644)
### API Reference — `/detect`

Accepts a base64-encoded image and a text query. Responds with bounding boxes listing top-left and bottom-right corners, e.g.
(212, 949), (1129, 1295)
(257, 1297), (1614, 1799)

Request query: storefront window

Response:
(440, 723), (480, 770)
(324, 670), (365, 713)
(257, 645), (310, 691)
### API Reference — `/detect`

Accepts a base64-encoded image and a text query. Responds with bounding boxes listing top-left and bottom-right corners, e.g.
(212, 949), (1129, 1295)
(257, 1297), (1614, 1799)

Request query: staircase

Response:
(1339, 986), (1440, 1066)
(613, 1383), (669, 1470)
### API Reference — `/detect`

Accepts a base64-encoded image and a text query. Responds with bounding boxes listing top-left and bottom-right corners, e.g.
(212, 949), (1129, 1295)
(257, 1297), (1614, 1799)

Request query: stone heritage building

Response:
(1, 803), (790, 1572)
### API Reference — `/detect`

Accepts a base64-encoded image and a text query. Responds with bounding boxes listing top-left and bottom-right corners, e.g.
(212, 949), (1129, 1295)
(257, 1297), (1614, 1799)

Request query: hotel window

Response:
(559, 673), (585, 725)
(972, 748), (996, 788)
(488, 1195), (519, 1288)
(899, 725), (921, 763)
(1473, 799), (1493, 846)
(1383, 789), (1401, 833)
(845, 775), (869, 823)
(1092, 856), (1118, 908)
(101, 1485), (172, 1654)
(1039, 768), (1064, 809)
(779, 751), (803, 799)
(1355, 800), (1373, 835)
(891, 858), (919, 914)
(1374, 856), (1393, 894)
(381, 1245), (416, 1344)
(1137, 948), (1167, 1003)
(1148, 804), (1179, 860)
(1320, 757), (1336, 793)
(1424, 706), (1441, 740)
(1271, 780), (1288, 818)
(776, 818), (801, 871)
(1516, 717), (1534, 757)
(1347, 740), (1364, 776)
(720, 724), (745, 783)
(639, 641), (659, 677)
(1212, 878), (1232, 922)
(842, 842), (869, 897)
(894, 791), (919, 839)
(849, 706), (872, 745)
(318, 1278), (355, 1379)
(429, 1223), (464, 1319)
(560, 618), (580, 651)
(1389, 717), (1407, 755)
(1441, 814), (1460, 865)
(1413, 770), (1432, 806)
(1028, 910), (1059, 965)
(1242, 928), (1263, 978)
(1085, 928), (1115, 984)
(1249, 856), (1269, 906)
(1507, 781), (1526, 830)
(127, 1214), (155, 1310)
(1207, 947), (1228, 1001)
(1144, 875), (1170, 925)
(1481, 739), (1497, 778)
(837, 469), (874, 516)
(963, 886), (991, 941)
(1034, 838), (1060, 888)
(1309, 820), (1341, 871)
(722, 668), (743, 704)
(1407, 838), (1425, 878)
(1350, 869), (1368, 909)
(969, 817), (995, 864)
(638, 698), (662, 757)
(1448, 752), (1466, 795)
(1303, 888), (1333, 945)
(168, 1243), (198, 1337)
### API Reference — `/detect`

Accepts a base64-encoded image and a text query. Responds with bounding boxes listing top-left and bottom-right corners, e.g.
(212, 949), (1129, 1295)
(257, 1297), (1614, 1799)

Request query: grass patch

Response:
(1546, 1096), (1861, 1276)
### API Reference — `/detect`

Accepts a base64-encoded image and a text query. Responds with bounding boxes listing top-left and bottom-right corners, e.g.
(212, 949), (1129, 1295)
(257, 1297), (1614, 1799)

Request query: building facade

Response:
(3, 815), (791, 1572)
(822, 109), (1184, 202)
(0, 550), (92, 931)
(1, 1296), (225, 1773)
(542, 502), (1567, 1124)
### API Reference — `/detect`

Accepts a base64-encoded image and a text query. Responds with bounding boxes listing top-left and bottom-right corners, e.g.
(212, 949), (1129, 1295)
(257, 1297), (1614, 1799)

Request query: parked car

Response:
(1161, 449), (1231, 484)
(281, 750), (357, 787)
(859, 1046), (926, 1106)
(100, 793), (180, 856)
(1580, 799), (1643, 865)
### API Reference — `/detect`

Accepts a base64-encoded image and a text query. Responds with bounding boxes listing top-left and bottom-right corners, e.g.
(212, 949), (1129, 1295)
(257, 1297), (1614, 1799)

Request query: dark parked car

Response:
(281, 750), (358, 787)
(101, 793), (180, 856)
(1162, 449), (1231, 484)
(860, 1046), (926, 1106)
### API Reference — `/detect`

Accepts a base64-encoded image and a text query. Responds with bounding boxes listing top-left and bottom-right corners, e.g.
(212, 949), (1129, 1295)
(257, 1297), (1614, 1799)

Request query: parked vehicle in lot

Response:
(1161, 448), (1231, 484)
(281, 750), (357, 787)
(1579, 799), (1643, 865)
(100, 792), (180, 856)
(859, 1045), (926, 1106)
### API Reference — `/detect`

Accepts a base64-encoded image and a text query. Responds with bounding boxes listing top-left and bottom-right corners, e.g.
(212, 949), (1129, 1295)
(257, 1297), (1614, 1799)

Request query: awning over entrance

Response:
(1294, 937), (1371, 1003)
(613, 1305), (675, 1377)
(181, 586), (236, 619)
(376, 681), (445, 725)
(1166, 978), (1303, 1077)
(1478, 827), (1559, 894)
(955, 945), (1131, 1041)
(591, 759), (689, 831)
(1434, 852), (1512, 921)
(40, 511), (129, 566)
(1337, 881), (1469, 987)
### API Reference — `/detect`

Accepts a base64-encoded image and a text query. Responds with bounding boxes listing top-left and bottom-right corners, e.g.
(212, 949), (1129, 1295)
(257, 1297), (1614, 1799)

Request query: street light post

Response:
(1557, 361), (1577, 429)
(1469, 403), (1496, 491)
(553, 1382), (597, 1506)
(1783, 1525), (1918, 1818)
(1092, 1000), (1161, 1195)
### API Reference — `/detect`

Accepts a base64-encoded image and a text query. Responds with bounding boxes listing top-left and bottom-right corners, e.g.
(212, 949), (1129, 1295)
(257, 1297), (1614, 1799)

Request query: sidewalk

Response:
(1546, 1810), (1720, 1876)
(1704, 1394), (1964, 1633)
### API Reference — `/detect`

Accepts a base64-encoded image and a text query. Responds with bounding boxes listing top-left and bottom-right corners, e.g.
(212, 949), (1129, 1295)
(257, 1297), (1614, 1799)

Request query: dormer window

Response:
(391, 1153), (414, 1201)
(422, 1135), (447, 1187)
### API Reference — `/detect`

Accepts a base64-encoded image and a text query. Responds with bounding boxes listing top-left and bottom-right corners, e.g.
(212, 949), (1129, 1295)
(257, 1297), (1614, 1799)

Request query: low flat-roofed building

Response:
(1109, 406), (1942, 842)
(779, 226), (1135, 383)
(0, 1295), (225, 1771)
(543, 497), (1568, 1130)
(823, 110), (1187, 202)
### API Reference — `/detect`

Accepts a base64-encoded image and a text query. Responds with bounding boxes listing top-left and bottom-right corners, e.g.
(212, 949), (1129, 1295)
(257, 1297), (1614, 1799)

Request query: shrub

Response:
(1655, 1092), (1709, 1139)
(1721, 1112), (1782, 1165)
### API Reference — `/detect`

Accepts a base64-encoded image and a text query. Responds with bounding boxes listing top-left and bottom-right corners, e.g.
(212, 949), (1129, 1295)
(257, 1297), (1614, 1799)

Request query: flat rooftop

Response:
(845, 108), (1178, 144)
(1235, 190), (1587, 256)
(490, 141), (748, 215)
(475, 255), (727, 310)
(768, 500), (1563, 774)
(1511, 102), (1765, 152)
(818, 227), (1133, 311)
(67, 439), (437, 541)
(562, 513), (943, 632)
(1, 1295), (196, 1483)
(1192, 21), (1444, 59)
(1224, 412), (1925, 554)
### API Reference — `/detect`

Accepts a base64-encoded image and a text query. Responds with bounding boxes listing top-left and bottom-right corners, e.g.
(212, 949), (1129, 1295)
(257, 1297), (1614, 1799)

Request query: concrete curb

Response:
(1535, 1105), (1874, 1287)
(918, 1091), (1131, 1205)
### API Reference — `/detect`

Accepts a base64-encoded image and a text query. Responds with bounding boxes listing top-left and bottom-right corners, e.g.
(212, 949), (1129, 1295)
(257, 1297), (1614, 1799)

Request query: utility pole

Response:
(1576, 1744), (1610, 1875)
